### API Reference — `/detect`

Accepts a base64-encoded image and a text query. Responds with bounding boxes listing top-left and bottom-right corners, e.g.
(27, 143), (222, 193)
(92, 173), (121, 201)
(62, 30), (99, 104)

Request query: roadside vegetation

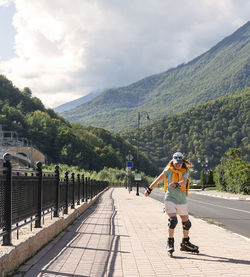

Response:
(43, 163), (155, 187)
(214, 148), (250, 195)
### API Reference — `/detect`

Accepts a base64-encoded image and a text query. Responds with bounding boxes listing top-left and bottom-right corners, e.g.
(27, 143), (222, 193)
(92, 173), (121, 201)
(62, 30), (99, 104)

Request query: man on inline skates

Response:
(145, 152), (199, 256)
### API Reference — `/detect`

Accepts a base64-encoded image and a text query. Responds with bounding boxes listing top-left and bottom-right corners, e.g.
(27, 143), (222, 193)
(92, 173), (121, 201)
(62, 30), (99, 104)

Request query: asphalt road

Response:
(134, 187), (250, 239)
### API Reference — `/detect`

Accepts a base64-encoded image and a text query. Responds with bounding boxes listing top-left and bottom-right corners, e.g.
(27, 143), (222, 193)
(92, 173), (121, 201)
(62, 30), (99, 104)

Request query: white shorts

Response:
(164, 201), (188, 216)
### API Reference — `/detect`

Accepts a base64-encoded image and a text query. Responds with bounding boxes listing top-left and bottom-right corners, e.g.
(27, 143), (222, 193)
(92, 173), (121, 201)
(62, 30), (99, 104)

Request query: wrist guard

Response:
(146, 187), (152, 194)
(174, 182), (180, 188)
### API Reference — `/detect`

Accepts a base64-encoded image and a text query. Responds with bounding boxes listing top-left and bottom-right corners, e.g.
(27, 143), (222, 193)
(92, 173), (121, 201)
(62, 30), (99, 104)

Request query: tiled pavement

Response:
(13, 188), (250, 277)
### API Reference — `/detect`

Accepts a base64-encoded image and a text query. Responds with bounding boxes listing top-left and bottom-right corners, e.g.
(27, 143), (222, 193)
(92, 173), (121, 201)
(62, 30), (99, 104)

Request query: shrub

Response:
(214, 148), (250, 194)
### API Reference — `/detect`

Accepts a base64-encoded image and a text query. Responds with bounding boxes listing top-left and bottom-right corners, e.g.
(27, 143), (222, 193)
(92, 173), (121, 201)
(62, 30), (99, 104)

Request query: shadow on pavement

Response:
(13, 189), (126, 277)
(173, 252), (250, 265)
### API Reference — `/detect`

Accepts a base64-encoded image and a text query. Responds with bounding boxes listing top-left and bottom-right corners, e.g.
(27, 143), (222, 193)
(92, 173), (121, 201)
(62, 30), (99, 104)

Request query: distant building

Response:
(0, 125), (46, 168)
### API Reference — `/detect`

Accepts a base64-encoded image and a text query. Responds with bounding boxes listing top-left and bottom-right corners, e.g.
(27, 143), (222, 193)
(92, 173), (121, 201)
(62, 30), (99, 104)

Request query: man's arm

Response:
(145, 171), (165, 196)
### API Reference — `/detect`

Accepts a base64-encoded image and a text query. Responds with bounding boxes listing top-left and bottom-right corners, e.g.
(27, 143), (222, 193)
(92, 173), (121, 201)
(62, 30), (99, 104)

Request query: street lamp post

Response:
(126, 150), (133, 193)
(197, 156), (208, 191)
(136, 111), (150, 196)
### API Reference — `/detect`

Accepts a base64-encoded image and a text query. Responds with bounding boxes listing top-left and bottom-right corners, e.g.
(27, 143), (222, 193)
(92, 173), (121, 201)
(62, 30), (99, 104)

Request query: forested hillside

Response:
(54, 89), (103, 113)
(62, 21), (250, 132)
(0, 75), (157, 175)
(121, 88), (250, 174)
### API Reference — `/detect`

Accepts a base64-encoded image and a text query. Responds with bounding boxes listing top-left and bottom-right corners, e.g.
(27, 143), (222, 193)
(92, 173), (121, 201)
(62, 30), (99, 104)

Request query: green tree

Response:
(214, 148), (250, 194)
(23, 87), (32, 97)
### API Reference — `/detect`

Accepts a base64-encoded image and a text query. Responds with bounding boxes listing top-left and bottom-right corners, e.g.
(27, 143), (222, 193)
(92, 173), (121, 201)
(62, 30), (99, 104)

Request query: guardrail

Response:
(0, 153), (109, 246)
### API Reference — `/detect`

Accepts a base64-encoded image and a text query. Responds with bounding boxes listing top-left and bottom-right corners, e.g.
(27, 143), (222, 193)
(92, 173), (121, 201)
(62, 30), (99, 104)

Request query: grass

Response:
(194, 215), (224, 227)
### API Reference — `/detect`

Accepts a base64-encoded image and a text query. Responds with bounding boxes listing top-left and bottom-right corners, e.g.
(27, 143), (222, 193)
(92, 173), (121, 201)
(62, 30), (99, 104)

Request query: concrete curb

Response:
(0, 187), (109, 277)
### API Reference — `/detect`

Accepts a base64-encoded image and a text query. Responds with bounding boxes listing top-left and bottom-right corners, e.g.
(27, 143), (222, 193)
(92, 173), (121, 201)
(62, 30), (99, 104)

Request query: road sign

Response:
(134, 173), (142, 181)
(126, 167), (132, 175)
(126, 161), (133, 167)
(126, 153), (134, 161)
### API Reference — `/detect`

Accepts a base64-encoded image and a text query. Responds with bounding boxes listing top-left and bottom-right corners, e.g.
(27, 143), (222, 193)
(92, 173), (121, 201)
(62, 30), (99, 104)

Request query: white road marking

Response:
(189, 198), (250, 214)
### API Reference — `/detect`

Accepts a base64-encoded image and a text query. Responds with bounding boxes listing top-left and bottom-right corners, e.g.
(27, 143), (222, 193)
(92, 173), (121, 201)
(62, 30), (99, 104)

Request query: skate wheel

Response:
(168, 251), (174, 257)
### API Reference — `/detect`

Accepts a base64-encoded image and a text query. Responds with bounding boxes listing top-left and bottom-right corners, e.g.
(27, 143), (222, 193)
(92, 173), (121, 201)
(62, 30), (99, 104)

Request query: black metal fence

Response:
(0, 156), (109, 246)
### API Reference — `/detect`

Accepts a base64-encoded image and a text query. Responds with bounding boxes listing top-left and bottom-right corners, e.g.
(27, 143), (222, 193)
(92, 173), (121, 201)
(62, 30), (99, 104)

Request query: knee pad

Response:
(182, 220), (191, 230)
(168, 216), (178, 229)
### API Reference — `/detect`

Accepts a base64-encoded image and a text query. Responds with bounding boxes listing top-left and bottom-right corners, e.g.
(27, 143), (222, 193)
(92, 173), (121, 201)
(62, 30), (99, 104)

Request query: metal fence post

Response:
(86, 177), (89, 201)
(64, 171), (69, 214)
(81, 174), (85, 202)
(35, 161), (42, 228)
(90, 179), (93, 200)
(71, 173), (75, 209)
(2, 154), (12, 245)
(54, 165), (60, 217)
(77, 173), (80, 205)
(93, 180), (96, 196)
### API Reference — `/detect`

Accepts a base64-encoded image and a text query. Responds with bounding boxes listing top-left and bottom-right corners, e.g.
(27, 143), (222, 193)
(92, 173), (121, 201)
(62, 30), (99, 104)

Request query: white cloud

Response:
(0, 0), (11, 6)
(0, 0), (249, 107)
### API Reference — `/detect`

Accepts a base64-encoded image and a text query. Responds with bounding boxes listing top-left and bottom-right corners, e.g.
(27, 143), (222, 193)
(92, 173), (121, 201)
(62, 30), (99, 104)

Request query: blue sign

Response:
(126, 161), (133, 167)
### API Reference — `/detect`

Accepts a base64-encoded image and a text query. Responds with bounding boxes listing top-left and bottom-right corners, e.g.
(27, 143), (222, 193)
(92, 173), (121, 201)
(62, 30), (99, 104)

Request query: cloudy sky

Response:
(0, 0), (249, 108)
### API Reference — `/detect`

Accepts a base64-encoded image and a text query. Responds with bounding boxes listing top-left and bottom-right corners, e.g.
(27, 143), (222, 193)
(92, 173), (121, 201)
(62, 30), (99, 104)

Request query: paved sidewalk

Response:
(14, 188), (250, 277)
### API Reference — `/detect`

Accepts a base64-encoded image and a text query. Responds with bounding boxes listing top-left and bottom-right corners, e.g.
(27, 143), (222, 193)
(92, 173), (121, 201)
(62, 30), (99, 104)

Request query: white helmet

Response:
(172, 152), (184, 164)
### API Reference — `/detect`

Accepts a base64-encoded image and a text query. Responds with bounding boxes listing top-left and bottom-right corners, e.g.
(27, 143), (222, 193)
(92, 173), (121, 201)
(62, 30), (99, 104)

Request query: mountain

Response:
(121, 88), (250, 174)
(0, 75), (157, 175)
(54, 89), (103, 113)
(61, 21), (250, 132)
